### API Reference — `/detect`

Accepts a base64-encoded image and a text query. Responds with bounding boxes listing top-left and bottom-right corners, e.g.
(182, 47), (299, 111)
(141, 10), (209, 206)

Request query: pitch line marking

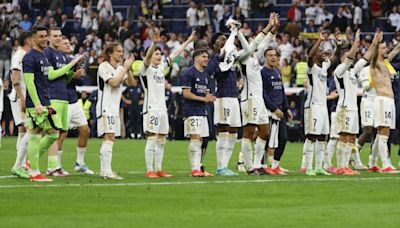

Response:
(1, 177), (400, 189)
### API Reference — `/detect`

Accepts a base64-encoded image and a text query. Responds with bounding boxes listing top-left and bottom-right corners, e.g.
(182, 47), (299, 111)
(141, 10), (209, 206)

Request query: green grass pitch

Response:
(1, 137), (400, 227)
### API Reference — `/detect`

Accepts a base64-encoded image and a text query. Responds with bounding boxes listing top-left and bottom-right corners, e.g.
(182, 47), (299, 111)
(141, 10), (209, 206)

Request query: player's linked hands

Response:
(204, 94), (216, 103)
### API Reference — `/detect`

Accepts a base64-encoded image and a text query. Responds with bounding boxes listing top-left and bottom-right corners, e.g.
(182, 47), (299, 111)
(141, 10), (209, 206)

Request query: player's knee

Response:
(317, 135), (327, 142)
(104, 133), (115, 142)
(79, 125), (90, 137)
(378, 127), (390, 136)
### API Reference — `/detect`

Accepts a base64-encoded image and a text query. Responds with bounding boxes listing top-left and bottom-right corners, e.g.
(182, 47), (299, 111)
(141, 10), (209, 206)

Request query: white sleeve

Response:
(161, 57), (172, 70)
(353, 58), (368, 75)
(11, 52), (22, 71)
(140, 63), (148, 77)
(98, 64), (113, 82)
(334, 58), (353, 78)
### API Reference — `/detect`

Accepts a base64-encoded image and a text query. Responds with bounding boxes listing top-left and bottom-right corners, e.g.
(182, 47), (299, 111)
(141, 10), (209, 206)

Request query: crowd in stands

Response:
(1, 0), (400, 140)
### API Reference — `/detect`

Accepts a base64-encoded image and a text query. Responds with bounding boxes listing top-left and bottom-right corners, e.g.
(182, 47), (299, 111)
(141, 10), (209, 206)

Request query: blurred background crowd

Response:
(0, 0), (399, 140)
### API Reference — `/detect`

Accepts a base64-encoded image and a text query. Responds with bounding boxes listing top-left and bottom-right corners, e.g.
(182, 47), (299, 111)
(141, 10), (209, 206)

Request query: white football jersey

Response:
(305, 59), (331, 108)
(140, 57), (171, 113)
(334, 58), (368, 111)
(96, 61), (127, 117)
(358, 66), (376, 101)
(10, 48), (27, 98)
(240, 56), (263, 101)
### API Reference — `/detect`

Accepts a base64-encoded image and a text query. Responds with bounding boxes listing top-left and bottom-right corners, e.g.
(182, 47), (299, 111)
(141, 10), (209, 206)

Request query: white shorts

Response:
(10, 99), (26, 126)
(330, 112), (339, 139)
(214, 97), (241, 127)
(336, 108), (359, 134)
(241, 96), (269, 126)
(68, 102), (88, 129)
(304, 105), (329, 135)
(97, 115), (121, 137)
(373, 96), (396, 129)
(360, 97), (374, 127)
(184, 116), (209, 138)
(143, 110), (169, 135)
(268, 119), (280, 149)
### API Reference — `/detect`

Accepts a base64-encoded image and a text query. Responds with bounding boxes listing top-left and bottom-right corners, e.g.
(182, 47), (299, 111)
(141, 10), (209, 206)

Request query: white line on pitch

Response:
(1, 176), (400, 189)
(0, 176), (16, 179)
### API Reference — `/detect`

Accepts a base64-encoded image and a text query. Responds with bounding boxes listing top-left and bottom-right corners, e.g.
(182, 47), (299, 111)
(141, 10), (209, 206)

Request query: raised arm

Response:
(169, 31), (197, 61)
(236, 29), (252, 62)
(308, 31), (326, 67)
(371, 31), (383, 69)
(144, 32), (160, 67)
(330, 31), (344, 66)
(48, 54), (85, 80)
(335, 30), (360, 76)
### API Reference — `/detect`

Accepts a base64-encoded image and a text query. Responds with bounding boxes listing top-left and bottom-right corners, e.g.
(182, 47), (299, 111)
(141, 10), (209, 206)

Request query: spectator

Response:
(166, 32), (180, 52)
(118, 20), (131, 43)
(123, 79), (144, 139)
(1, 79), (13, 136)
(0, 34), (11, 80)
(287, 1), (302, 23)
(8, 6), (21, 39)
(331, 6), (348, 33)
(0, 0), (11, 12)
(342, 4), (353, 21)
(278, 33), (294, 65)
(213, 0), (224, 32)
(78, 91), (92, 122)
(303, 19), (318, 33)
(97, 0), (113, 20)
(73, 0), (92, 32)
(293, 38), (304, 56)
(0, 7), (8, 34)
(186, 1), (198, 30)
(54, 7), (63, 25)
(197, 2), (210, 39)
(352, 1), (363, 29)
(281, 59), (292, 88)
(240, 22), (252, 37)
(18, 14), (31, 32)
(294, 57), (307, 87)
(60, 14), (72, 37)
(317, 7), (333, 26)
(238, 0), (250, 18)
(233, 6), (245, 25)
(388, 6), (400, 32)
(123, 33), (136, 59)
(370, 0), (383, 18)
(285, 19), (301, 38)
(305, 0), (320, 24)
(220, 5), (232, 33)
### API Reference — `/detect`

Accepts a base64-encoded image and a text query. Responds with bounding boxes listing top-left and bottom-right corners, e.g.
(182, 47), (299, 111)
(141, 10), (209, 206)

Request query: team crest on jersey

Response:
(196, 78), (200, 82)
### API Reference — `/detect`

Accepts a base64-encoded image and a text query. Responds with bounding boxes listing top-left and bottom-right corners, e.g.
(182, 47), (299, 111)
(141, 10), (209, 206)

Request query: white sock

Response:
(253, 137), (267, 169)
(336, 141), (346, 169)
(16, 132), (24, 151)
(325, 138), (338, 168)
(13, 133), (29, 169)
(241, 138), (252, 170)
(377, 135), (390, 169)
(57, 150), (63, 168)
(155, 137), (166, 171)
(315, 141), (326, 169)
(76, 147), (87, 165)
(188, 139), (202, 171)
(343, 143), (353, 168)
(216, 132), (229, 170)
(225, 133), (237, 168)
(370, 136), (380, 167)
(304, 139), (315, 170)
(145, 136), (157, 172)
(300, 152), (306, 169)
(100, 140), (114, 174)
(271, 159), (280, 169)
(238, 152), (244, 163)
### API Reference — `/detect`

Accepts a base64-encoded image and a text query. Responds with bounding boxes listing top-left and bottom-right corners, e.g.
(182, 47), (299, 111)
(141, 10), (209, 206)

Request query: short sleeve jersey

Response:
(10, 48), (27, 98)
(139, 57), (171, 113)
(305, 59), (331, 108)
(181, 66), (209, 117)
(96, 61), (127, 117)
(22, 48), (51, 108)
(44, 47), (68, 101)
